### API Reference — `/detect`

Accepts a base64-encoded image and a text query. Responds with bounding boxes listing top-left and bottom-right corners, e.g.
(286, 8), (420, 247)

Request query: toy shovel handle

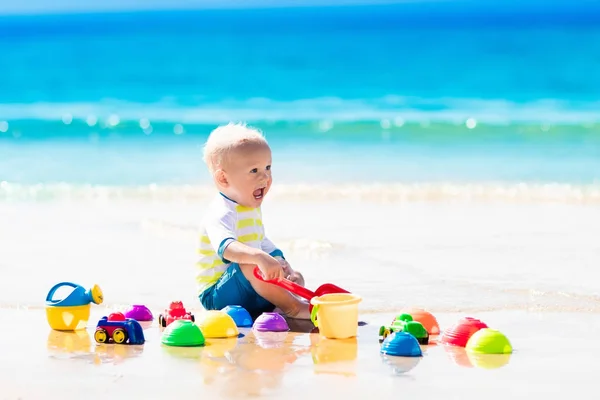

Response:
(46, 282), (79, 302)
(253, 266), (316, 301)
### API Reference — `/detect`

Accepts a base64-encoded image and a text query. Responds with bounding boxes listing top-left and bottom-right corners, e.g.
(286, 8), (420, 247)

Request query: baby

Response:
(196, 122), (310, 320)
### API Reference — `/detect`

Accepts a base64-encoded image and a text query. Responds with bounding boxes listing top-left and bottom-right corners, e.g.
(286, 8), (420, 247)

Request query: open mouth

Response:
(253, 187), (265, 200)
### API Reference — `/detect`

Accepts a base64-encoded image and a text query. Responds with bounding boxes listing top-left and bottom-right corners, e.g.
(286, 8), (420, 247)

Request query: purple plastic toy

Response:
(253, 312), (289, 332)
(123, 304), (153, 322)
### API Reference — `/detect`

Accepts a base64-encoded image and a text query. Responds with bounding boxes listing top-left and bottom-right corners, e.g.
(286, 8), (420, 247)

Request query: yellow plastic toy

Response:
(196, 310), (239, 338)
(310, 293), (362, 339)
(466, 328), (513, 354)
(45, 282), (103, 331)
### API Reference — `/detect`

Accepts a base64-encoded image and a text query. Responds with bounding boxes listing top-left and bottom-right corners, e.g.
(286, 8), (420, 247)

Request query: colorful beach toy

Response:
(466, 328), (512, 354)
(400, 307), (440, 335)
(124, 304), (153, 322)
(379, 313), (429, 344)
(197, 310), (239, 338)
(158, 301), (195, 328)
(380, 331), (422, 357)
(253, 312), (289, 332)
(45, 282), (103, 331)
(94, 312), (145, 345)
(310, 293), (362, 339)
(440, 317), (488, 347)
(161, 319), (205, 347)
(222, 305), (253, 327)
(253, 266), (350, 311)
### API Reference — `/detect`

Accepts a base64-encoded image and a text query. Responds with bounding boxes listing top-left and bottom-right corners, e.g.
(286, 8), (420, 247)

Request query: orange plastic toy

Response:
(400, 307), (440, 335)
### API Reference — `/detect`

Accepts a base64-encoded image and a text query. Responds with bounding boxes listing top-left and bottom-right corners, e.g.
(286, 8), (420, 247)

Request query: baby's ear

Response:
(215, 169), (228, 187)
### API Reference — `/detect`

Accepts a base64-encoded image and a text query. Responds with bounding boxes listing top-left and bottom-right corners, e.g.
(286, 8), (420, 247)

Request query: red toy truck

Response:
(158, 301), (195, 328)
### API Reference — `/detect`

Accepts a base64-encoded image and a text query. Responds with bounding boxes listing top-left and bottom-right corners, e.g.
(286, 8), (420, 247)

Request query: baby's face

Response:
(222, 142), (272, 208)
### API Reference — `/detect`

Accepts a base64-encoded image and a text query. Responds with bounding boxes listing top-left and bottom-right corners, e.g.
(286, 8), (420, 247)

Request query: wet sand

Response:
(1, 307), (598, 399)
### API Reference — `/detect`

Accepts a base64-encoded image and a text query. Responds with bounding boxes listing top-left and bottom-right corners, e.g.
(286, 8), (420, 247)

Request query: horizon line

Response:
(1, 0), (599, 17)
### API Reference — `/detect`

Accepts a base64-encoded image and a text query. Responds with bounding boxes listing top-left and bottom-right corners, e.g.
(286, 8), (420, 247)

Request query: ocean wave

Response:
(1, 96), (600, 126)
(1, 182), (599, 204)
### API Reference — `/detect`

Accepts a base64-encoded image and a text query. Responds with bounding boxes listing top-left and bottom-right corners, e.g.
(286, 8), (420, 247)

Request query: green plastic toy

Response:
(378, 313), (429, 345)
(161, 319), (205, 347)
(466, 328), (512, 354)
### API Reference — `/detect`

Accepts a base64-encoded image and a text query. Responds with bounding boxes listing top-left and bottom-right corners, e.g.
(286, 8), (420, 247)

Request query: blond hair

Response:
(202, 122), (268, 172)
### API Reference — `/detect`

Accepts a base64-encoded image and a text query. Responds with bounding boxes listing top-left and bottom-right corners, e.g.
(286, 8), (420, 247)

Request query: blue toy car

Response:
(94, 312), (145, 345)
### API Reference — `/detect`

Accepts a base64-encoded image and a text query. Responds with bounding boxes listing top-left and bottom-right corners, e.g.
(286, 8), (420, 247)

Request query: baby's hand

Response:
(288, 271), (305, 286)
(276, 257), (305, 286)
(257, 254), (284, 281)
(276, 257), (293, 276)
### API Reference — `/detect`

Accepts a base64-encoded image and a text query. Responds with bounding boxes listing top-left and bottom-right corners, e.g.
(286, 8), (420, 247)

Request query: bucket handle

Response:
(310, 304), (320, 327)
(46, 282), (80, 302)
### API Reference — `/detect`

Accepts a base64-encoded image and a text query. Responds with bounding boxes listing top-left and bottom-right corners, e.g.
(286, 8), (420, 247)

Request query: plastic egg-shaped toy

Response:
(380, 331), (422, 357)
(196, 310), (239, 338)
(400, 307), (440, 335)
(161, 320), (205, 347)
(222, 305), (253, 327)
(440, 317), (488, 347)
(252, 312), (289, 332)
(466, 328), (512, 354)
(124, 304), (153, 321)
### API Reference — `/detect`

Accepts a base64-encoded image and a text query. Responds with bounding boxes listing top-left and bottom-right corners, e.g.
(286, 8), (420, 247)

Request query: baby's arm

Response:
(260, 235), (285, 260)
(222, 241), (283, 281)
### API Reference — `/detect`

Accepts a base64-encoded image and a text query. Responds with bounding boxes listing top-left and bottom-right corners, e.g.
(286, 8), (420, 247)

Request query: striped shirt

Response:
(195, 193), (284, 295)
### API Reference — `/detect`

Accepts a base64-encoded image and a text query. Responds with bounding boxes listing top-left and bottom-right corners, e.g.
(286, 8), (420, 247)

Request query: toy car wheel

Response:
(380, 327), (391, 342)
(190, 314), (195, 322)
(158, 314), (166, 327)
(419, 337), (430, 345)
(94, 328), (108, 344)
(112, 328), (128, 344)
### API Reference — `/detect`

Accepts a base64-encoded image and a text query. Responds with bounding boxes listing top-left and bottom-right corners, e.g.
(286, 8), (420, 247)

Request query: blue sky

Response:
(0, 0), (595, 15)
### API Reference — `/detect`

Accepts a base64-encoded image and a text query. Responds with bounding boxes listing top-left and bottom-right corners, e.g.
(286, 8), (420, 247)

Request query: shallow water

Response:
(2, 193), (599, 313)
(2, 308), (599, 399)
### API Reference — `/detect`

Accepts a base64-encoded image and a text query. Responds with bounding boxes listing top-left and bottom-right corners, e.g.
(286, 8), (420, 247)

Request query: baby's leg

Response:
(239, 264), (311, 320)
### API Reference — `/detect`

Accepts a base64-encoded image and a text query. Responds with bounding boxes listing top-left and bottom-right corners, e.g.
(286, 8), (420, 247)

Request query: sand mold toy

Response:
(124, 304), (153, 322)
(161, 319), (205, 347)
(440, 317), (488, 347)
(466, 328), (512, 354)
(380, 331), (422, 357)
(197, 310), (239, 338)
(253, 312), (289, 332)
(400, 307), (440, 335)
(222, 305), (253, 327)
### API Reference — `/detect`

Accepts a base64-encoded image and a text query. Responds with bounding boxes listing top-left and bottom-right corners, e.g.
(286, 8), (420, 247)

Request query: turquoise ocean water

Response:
(0, 3), (599, 197)
(1, 3), (600, 313)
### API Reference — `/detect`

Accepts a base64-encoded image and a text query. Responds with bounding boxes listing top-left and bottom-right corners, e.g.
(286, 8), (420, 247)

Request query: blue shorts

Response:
(199, 263), (275, 319)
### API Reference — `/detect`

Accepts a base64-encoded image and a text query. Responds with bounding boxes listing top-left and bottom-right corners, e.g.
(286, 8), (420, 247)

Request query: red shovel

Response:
(253, 266), (350, 310)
